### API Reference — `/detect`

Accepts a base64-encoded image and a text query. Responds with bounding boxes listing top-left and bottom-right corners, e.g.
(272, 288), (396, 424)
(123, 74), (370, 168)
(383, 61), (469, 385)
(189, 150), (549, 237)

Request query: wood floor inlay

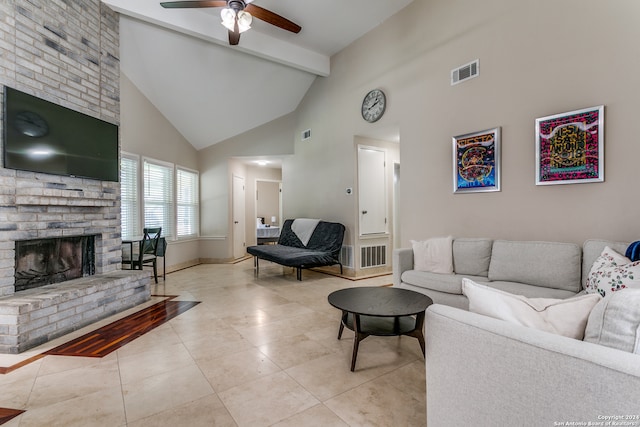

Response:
(44, 299), (200, 358)
(0, 408), (25, 425)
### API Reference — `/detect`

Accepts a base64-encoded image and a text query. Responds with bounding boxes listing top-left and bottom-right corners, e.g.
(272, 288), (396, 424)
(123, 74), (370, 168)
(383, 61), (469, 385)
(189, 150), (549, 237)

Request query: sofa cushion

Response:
(411, 236), (453, 274)
(582, 239), (629, 290)
(452, 238), (492, 276)
(584, 288), (640, 354)
(248, 245), (339, 268)
(462, 278), (601, 339)
(626, 241), (640, 262)
(486, 281), (578, 300)
(488, 240), (582, 292)
(273, 219), (345, 255)
(584, 246), (640, 297)
(401, 270), (488, 295)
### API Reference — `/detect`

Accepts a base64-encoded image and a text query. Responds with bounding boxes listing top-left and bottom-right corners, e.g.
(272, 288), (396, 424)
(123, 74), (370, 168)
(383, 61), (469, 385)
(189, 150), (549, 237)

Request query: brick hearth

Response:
(0, 270), (150, 354)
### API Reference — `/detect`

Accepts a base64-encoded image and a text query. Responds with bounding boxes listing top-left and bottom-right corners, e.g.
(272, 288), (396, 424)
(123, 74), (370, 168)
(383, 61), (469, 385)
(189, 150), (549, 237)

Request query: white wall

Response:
(286, 0), (640, 247)
(198, 113), (295, 259)
(126, 0), (640, 266)
(120, 73), (201, 271)
(120, 74), (198, 169)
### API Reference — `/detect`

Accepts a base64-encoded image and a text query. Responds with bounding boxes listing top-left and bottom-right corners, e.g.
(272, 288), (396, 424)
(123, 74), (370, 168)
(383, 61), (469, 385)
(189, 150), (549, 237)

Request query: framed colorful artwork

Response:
(535, 105), (604, 185)
(452, 127), (501, 194)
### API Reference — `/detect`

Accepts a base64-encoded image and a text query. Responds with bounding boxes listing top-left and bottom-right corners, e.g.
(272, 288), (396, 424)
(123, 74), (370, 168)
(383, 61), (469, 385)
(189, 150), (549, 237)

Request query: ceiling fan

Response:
(160, 0), (302, 46)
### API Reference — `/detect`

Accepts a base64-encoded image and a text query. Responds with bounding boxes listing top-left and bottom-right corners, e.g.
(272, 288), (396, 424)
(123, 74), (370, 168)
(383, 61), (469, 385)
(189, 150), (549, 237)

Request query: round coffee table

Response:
(327, 286), (433, 371)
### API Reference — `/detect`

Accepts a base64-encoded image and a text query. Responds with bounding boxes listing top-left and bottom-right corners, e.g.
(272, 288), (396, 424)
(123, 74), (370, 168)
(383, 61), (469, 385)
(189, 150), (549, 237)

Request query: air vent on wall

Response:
(302, 129), (311, 141)
(360, 245), (387, 269)
(340, 245), (354, 269)
(451, 59), (479, 86)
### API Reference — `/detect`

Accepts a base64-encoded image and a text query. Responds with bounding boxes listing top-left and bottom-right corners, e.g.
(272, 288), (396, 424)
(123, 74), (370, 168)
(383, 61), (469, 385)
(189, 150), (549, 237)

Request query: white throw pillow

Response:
(411, 236), (453, 274)
(584, 288), (640, 354)
(462, 278), (601, 340)
(585, 246), (640, 297)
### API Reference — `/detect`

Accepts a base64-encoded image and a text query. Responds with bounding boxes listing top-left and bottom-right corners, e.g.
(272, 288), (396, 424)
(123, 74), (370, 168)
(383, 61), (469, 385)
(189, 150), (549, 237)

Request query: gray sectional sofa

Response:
(425, 303), (640, 425)
(393, 238), (629, 308)
(393, 237), (640, 425)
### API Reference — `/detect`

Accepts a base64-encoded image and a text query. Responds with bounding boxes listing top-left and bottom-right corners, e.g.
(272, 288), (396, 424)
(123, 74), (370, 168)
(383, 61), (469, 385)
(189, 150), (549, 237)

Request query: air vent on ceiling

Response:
(451, 59), (479, 86)
(302, 129), (311, 141)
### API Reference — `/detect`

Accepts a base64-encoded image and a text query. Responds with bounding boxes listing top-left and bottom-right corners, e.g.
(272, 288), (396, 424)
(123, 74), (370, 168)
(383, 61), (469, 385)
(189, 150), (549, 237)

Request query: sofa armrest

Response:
(425, 304), (640, 426)
(393, 247), (414, 286)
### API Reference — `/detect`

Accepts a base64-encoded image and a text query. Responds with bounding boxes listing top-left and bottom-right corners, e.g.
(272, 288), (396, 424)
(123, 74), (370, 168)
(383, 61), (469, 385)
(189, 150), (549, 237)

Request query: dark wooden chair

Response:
(122, 227), (162, 283)
(155, 236), (167, 280)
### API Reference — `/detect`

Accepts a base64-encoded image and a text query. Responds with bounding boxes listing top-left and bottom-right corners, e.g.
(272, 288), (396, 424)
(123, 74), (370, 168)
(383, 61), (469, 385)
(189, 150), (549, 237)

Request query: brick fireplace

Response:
(0, 1), (151, 354)
(0, 175), (123, 297)
(0, 173), (151, 354)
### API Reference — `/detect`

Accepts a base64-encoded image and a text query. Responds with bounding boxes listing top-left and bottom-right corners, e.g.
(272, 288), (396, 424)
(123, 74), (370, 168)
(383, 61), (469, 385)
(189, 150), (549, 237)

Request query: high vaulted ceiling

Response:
(102, 0), (413, 150)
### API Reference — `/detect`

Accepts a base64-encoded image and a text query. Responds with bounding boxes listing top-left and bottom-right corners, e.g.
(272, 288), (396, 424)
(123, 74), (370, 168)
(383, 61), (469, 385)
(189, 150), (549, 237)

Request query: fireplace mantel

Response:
(14, 178), (118, 207)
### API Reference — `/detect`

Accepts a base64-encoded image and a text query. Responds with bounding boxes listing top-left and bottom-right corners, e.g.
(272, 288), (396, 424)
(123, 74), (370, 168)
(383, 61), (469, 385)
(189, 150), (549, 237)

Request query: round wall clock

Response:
(361, 89), (386, 123)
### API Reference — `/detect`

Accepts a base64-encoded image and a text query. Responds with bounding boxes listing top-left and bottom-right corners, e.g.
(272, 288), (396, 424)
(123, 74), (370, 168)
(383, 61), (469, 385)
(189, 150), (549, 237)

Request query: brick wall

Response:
(0, 0), (121, 297)
(0, 2), (153, 354)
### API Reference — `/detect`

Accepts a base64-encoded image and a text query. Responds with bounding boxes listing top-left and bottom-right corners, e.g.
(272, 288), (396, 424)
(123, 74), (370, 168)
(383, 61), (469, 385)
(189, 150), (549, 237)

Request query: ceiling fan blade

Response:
(160, 1), (227, 9)
(228, 29), (240, 45)
(245, 4), (301, 33)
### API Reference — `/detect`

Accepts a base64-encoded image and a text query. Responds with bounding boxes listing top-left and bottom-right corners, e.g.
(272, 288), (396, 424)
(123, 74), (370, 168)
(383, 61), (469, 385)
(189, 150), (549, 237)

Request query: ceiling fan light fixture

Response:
(162, 0), (302, 46)
(237, 10), (252, 33)
(220, 8), (236, 32)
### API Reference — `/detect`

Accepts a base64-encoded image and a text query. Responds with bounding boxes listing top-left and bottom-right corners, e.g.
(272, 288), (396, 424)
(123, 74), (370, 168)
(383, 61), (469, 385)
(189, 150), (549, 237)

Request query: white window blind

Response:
(143, 158), (174, 240)
(120, 154), (139, 239)
(176, 167), (199, 238)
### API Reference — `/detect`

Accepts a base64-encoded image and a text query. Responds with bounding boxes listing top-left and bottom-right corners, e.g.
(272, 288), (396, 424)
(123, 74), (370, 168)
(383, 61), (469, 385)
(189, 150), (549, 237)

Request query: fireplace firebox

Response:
(14, 235), (96, 292)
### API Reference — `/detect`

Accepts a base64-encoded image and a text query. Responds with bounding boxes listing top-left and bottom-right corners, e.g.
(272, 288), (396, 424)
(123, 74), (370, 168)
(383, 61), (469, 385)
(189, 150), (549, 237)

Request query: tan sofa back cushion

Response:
(452, 238), (493, 276)
(488, 240), (581, 292)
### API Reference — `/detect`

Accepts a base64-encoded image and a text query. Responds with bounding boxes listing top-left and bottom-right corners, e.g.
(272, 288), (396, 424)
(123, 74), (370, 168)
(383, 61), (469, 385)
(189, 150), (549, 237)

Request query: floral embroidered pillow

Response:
(585, 246), (640, 297)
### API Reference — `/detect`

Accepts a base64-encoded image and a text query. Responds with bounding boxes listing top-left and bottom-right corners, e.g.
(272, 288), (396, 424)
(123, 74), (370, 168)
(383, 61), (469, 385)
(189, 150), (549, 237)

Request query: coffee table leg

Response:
(351, 313), (362, 371)
(337, 311), (347, 339)
(406, 312), (426, 356)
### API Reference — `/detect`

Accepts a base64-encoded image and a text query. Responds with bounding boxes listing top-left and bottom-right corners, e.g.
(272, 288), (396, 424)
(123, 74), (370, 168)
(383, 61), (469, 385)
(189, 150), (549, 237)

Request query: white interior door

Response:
(358, 146), (387, 235)
(232, 175), (246, 259)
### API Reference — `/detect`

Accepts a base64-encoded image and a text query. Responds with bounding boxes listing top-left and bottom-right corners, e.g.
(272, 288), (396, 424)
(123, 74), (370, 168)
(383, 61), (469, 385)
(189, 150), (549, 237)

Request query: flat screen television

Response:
(3, 86), (119, 182)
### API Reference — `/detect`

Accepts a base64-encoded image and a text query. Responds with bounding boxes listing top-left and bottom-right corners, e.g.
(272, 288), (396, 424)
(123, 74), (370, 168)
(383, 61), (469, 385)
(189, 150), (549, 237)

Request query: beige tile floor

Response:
(0, 260), (426, 427)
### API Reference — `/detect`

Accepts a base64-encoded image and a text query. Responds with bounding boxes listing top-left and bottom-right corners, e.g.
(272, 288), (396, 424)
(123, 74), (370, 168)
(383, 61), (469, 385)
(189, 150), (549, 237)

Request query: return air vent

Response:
(451, 59), (479, 86)
(302, 129), (311, 141)
(360, 245), (387, 269)
(340, 245), (354, 268)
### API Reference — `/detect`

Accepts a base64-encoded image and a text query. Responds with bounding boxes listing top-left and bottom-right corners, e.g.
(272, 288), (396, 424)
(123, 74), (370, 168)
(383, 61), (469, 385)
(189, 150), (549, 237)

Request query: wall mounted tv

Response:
(3, 86), (119, 182)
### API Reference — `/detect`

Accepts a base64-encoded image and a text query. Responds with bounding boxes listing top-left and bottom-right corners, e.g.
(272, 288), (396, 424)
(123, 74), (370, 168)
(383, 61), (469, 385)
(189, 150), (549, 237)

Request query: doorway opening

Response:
(256, 179), (282, 244)
(230, 156), (285, 258)
(232, 174), (246, 259)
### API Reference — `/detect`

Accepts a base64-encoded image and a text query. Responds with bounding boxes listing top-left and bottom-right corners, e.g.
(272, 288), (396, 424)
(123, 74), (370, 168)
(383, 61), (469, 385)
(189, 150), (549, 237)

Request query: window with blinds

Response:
(120, 154), (139, 239)
(176, 167), (199, 238)
(143, 158), (174, 240)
